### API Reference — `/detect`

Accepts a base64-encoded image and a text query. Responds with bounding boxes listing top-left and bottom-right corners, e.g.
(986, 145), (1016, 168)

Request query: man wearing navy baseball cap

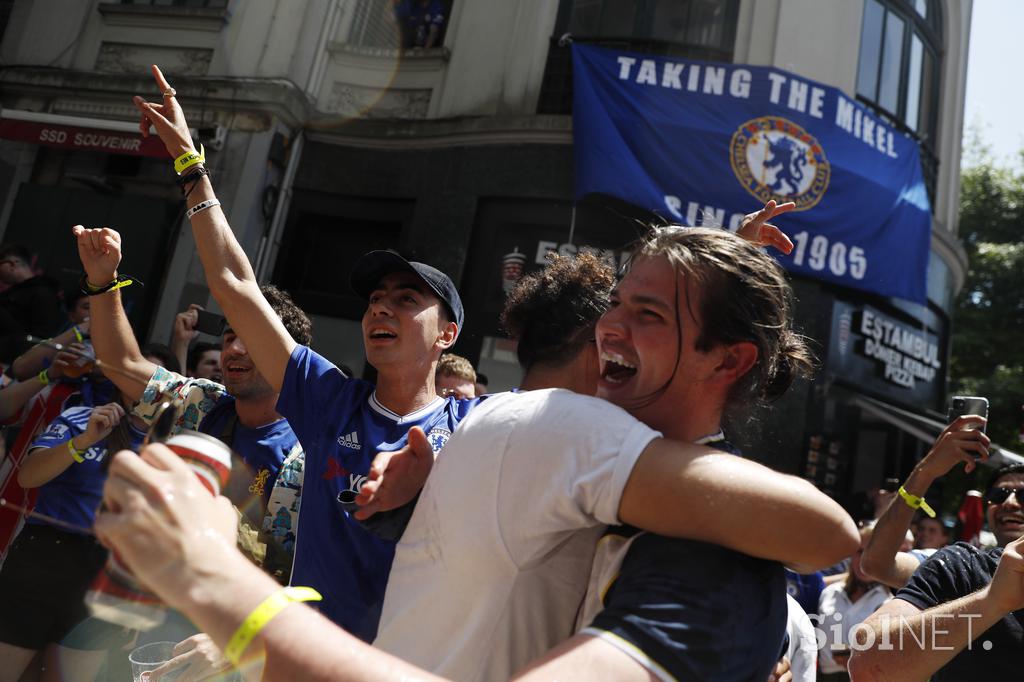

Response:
(130, 141), (479, 641)
(350, 250), (465, 336)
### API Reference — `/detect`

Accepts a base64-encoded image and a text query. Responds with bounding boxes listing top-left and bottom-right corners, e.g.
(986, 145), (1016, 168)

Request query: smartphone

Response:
(947, 396), (989, 432)
(194, 309), (226, 337)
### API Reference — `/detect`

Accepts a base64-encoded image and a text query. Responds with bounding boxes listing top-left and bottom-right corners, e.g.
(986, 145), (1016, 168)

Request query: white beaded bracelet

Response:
(186, 198), (221, 220)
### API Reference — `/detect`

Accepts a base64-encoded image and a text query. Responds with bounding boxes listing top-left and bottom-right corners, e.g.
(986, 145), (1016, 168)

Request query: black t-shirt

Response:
(895, 542), (1024, 681)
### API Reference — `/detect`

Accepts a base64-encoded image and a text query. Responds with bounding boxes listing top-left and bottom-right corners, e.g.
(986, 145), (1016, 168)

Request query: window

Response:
(855, 0), (942, 202)
(538, 0), (740, 114)
(345, 0), (452, 50)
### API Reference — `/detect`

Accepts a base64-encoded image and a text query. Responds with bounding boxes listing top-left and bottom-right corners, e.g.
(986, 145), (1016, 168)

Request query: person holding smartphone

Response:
(849, 409), (1024, 681)
(170, 303), (223, 383)
(859, 413), (990, 590)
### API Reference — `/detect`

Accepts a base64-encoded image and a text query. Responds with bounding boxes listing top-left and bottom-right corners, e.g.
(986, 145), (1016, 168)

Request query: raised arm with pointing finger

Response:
(133, 65), (482, 639)
(132, 65), (295, 393)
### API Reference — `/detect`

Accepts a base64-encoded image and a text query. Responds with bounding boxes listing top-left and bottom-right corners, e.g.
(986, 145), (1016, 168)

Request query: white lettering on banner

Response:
(835, 95), (898, 158)
(729, 69), (751, 98)
(703, 66), (725, 95)
(612, 55), (898, 159)
(790, 231), (867, 280)
(637, 59), (658, 85)
(662, 62), (684, 89)
(662, 196), (748, 231)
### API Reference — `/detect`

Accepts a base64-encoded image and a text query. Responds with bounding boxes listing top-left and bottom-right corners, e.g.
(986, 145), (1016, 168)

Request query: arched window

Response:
(538, 0), (741, 114)
(856, 0), (942, 201)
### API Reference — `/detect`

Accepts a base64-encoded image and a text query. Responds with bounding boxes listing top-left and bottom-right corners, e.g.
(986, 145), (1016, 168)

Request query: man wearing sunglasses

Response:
(851, 451), (1024, 681)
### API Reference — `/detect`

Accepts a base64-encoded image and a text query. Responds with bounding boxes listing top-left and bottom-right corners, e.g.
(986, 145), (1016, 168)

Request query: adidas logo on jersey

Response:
(337, 431), (361, 450)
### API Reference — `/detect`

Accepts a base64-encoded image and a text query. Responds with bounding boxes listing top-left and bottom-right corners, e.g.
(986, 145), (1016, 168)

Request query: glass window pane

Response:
(878, 11), (905, 114)
(914, 0), (927, 19)
(905, 34), (923, 130)
(856, 0), (884, 99)
(650, 0), (692, 43)
(917, 48), (936, 141)
(598, 1), (637, 37)
(567, 0), (605, 35)
(685, 0), (729, 48)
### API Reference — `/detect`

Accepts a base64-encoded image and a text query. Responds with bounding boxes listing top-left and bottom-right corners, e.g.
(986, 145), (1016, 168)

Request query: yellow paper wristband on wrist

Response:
(224, 586), (322, 667)
(174, 144), (206, 175)
(67, 438), (85, 464)
(898, 485), (936, 518)
(37, 369), (50, 386)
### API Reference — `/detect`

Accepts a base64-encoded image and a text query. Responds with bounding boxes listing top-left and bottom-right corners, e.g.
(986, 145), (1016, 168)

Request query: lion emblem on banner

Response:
(729, 116), (830, 211)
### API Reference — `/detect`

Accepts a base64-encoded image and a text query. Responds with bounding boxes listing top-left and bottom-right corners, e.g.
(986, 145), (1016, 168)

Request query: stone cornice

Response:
(305, 114), (572, 150)
(0, 67), (312, 129)
(96, 3), (229, 32)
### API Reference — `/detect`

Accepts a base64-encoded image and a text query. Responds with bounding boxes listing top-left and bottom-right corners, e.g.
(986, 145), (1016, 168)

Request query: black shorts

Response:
(0, 524), (129, 650)
(585, 535), (787, 682)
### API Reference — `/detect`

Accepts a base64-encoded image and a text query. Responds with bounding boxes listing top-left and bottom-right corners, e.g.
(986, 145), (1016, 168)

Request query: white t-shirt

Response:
(785, 594), (817, 682)
(817, 581), (891, 674)
(373, 389), (660, 682)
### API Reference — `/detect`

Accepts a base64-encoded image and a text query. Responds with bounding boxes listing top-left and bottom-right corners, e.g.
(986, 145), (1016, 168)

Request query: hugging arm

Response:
(618, 439), (859, 571)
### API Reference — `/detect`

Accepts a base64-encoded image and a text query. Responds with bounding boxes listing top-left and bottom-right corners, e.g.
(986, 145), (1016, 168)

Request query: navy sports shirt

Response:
(277, 345), (479, 641)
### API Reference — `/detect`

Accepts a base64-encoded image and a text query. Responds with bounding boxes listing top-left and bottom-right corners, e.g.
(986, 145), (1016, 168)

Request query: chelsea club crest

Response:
(729, 116), (830, 211)
(426, 427), (452, 452)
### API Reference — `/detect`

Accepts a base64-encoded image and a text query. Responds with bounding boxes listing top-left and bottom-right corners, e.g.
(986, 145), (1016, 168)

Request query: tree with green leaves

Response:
(950, 138), (1024, 449)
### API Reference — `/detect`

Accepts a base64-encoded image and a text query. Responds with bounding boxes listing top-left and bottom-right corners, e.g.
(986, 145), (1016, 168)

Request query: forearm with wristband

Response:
(223, 586), (322, 666)
(898, 485), (936, 518)
(174, 146), (221, 219)
(67, 436), (88, 464)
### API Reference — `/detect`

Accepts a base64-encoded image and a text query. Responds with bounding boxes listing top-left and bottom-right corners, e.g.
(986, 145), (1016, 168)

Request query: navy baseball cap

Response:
(350, 250), (464, 333)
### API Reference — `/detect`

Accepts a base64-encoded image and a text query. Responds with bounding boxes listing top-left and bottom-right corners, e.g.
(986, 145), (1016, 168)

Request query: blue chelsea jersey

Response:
(277, 345), (481, 641)
(28, 405), (146, 532)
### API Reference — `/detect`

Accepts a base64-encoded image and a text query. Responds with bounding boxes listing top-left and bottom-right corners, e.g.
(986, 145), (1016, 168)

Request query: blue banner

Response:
(572, 44), (931, 303)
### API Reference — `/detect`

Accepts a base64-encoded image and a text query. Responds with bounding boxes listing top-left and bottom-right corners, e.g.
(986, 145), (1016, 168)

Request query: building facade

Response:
(0, 0), (972, 503)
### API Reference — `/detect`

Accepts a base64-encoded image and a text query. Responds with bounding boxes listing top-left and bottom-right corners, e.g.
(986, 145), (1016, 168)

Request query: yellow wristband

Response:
(898, 485), (936, 518)
(37, 369), (50, 386)
(72, 326), (84, 343)
(174, 144), (206, 175)
(67, 438), (85, 464)
(85, 278), (112, 293)
(224, 586), (322, 667)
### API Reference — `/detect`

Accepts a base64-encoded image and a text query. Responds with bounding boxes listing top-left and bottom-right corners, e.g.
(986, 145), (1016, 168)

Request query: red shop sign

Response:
(0, 118), (169, 158)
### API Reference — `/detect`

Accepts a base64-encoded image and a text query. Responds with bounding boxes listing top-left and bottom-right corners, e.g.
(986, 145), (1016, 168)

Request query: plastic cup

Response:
(129, 641), (176, 681)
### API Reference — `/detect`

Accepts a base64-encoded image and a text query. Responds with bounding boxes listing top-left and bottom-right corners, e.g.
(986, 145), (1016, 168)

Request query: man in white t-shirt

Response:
(370, 218), (859, 681)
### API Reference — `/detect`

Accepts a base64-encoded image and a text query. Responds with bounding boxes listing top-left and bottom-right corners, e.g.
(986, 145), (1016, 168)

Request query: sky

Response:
(963, 0), (1023, 168)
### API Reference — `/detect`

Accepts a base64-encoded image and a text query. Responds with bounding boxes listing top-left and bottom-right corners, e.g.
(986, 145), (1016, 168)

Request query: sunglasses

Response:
(985, 487), (1024, 505)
